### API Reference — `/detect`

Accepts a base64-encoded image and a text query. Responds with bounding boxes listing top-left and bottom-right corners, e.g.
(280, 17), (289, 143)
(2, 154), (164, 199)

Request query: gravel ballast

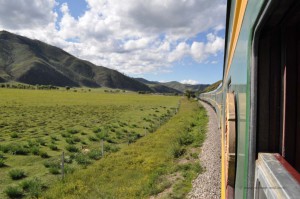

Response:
(188, 101), (221, 199)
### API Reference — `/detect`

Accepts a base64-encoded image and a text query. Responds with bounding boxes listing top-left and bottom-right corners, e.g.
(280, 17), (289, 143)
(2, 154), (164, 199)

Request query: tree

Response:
(185, 90), (195, 99)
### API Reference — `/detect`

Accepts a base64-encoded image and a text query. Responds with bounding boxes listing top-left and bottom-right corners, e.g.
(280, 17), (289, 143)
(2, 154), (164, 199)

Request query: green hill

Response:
(0, 31), (152, 92)
(162, 81), (209, 93)
(201, 80), (222, 93)
(134, 78), (209, 94)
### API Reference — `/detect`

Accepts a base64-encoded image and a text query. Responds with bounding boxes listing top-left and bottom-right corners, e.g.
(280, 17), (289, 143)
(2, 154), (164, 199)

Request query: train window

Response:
(257, 1), (300, 173)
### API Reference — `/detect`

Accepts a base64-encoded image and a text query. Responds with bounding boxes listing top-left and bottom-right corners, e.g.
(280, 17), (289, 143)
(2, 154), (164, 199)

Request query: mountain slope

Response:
(201, 80), (222, 93)
(134, 78), (210, 94)
(0, 31), (152, 91)
(162, 81), (209, 93)
(134, 78), (181, 93)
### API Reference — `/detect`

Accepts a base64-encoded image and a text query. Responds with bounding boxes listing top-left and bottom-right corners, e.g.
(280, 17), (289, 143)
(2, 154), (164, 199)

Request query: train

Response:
(199, 0), (300, 198)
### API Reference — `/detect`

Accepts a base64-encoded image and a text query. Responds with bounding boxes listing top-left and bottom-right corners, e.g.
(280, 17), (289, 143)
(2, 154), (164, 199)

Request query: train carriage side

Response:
(200, 0), (300, 198)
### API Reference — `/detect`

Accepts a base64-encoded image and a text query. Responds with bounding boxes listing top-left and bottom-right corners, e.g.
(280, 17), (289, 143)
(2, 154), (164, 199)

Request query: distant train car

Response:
(199, 0), (300, 198)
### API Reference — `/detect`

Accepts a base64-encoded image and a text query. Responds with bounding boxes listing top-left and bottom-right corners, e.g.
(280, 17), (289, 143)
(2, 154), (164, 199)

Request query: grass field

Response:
(0, 88), (185, 198)
(43, 97), (208, 199)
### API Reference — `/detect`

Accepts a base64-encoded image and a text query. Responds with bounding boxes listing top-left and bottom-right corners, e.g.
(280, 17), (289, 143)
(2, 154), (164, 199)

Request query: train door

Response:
(281, 7), (300, 172)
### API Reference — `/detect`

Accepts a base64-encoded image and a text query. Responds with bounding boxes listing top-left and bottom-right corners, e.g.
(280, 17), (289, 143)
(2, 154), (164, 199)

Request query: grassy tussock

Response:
(43, 99), (208, 199)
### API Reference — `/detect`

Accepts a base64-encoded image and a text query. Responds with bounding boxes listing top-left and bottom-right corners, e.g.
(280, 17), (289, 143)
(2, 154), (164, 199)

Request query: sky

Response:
(0, 0), (227, 84)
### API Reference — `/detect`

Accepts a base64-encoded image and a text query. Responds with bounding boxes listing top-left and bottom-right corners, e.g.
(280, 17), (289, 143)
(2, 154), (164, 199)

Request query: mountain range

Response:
(0, 31), (209, 93)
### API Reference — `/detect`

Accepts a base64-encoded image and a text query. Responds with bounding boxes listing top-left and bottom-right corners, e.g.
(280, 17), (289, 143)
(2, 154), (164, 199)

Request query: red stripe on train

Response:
(274, 154), (300, 184)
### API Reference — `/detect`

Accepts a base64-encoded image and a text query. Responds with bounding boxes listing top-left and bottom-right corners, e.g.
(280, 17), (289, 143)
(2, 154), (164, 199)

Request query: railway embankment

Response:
(188, 101), (221, 199)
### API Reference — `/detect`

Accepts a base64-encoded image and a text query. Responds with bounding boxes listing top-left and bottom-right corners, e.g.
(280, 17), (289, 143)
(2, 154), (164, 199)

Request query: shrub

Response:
(43, 159), (60, 168)
(64, 165), (75, 174)
(0, 158), (5, 167)
(21, 178), (44, 198)
(104, 144), (120, 153)
(4, 144), (30, 155)
(64, 156), (73, 164)
(88, 136), (99, 142)
(66, 145), (79, 153)
(50, 136), (59, 141)
(88, 149), (102, 160)
(36, 138), (46, 146)
(171, 145), (186, 158)
(179, 133), (194, 146)
(43, 160), (61, 175)
(10, 133), (19, 138)
(75, 153), (91, 165)
(49, 144), (59, 151)
(67, 129), (80, 134)
(39, 151), (50, 158)
(72, 136), (81, 142)
(81, 140), (88, 145)
(61, 132), (70, 138)
(9, 169), (26, 180)
(27, 140), (39, 147)
(66, 138), (75, 144)
(0, 144), (9, 153)
(96, 131), (108, 140)
(4, 186), (23, 198)
(29, 146), (40, 155)
(49, 167), (60, 175)
(93, 127), (102, 133)
(0, 152), (5, 159)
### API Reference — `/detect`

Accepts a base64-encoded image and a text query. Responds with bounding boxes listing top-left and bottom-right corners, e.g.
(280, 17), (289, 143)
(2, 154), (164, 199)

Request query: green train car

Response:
(199, 0), (300, 198)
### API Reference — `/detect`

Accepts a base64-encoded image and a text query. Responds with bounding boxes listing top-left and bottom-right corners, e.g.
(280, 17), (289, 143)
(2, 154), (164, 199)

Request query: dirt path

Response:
(187, 101), (221, 199)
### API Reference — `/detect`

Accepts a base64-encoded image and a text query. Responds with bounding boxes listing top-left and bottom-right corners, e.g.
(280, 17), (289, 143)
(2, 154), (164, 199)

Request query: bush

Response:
(66, 136), (81, 144)
(20, 178), (44, 198)
(29, 146), (40, 155)
(10, 133), (19, 138)
(0, 152), (5, 159)
(43, 160), (61, 175)
(49, 144), (59, 151)
(104, 144), (120, 153)
(50, 136), (59, 141)
(72, 136), (81, 142)
(65, 138), (75, 144)
(88, 136), (99, 142)
(39, 151), (50, 158)
(0, 158), (5, 167)
(36, 138), (46, 146)
(88, 149), (102, 160)
(9, 169), (26, 180)
(49, 167), (60, 175)
(171, 145), (186, 158)
(4, 186), (23, 198)
(1, 144), (30, 155)
(43, 159), (60, 168)
(0, 145), (9, 153)
(64, 165), (75, 174)
(93, 127), (102, 133)
(64, 156), (73, 164)
(179, 133), (194, 146)
(75, 153), (91, 165)
(27, 140), (39, 147)
(61, 132), (70, 138)
(65, 145), (79, 153)
(67, 129), (80, 134)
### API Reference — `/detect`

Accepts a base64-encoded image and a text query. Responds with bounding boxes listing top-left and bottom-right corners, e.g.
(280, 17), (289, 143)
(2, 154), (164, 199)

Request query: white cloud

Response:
(0, 0), (226, 76)
(181, 80), (199, 85)
(0, 0), (57, 29)
(191, 33), (224, 62)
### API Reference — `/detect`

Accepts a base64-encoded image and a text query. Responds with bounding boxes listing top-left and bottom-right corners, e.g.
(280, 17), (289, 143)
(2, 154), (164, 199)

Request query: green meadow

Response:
(0, 88), (207, 198)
